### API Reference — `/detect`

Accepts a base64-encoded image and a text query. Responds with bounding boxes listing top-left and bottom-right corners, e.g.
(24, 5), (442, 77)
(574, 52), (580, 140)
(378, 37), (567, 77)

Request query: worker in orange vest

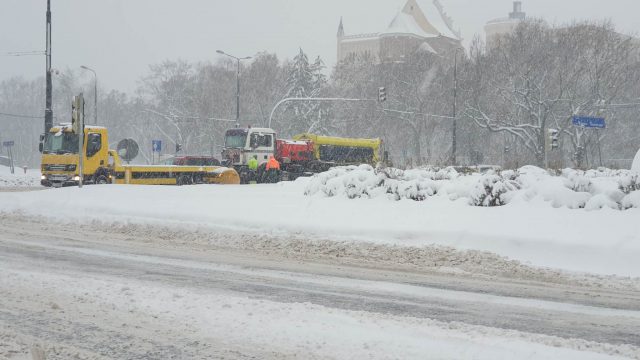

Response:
(265, 155), (280, 183)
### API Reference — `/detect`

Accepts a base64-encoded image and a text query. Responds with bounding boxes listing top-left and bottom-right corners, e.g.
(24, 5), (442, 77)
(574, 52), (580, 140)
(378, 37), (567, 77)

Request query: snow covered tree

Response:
(279, 49), (332, 136)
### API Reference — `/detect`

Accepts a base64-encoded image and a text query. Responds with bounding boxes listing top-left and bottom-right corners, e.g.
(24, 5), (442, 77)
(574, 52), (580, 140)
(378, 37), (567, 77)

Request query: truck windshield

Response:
(43, 132), (79, 154)
(225, 132), (247, 148)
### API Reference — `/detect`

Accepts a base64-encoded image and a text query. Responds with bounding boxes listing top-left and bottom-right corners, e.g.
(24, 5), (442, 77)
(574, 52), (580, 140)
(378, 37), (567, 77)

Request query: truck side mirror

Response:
(39, 142), (43, 153)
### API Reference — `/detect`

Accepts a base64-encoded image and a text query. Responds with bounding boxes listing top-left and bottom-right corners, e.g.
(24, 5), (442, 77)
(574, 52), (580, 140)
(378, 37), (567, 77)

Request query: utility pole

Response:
(44, 0), (53, 133)
(452, 48), (459, 166)
(236, 58), (240, 121)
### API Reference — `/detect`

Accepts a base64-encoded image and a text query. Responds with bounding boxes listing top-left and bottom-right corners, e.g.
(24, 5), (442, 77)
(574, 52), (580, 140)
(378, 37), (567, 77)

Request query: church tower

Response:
(337, 17), (344, 64)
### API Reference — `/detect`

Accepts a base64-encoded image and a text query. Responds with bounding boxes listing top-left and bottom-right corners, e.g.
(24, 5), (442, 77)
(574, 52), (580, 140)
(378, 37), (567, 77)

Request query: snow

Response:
(1, 166), (640, 277)
(0, 166), (41, 188)
(384, 11), (438, 38)
(415, 0), (461, 40)
(632, 148), (640, 173)
(305, 165), (639, 210)
(1, 266), (632, 360)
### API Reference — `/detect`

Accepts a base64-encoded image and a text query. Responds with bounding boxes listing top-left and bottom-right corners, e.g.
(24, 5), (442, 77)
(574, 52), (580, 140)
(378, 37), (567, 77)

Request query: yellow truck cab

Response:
(40, 124), (110, 187)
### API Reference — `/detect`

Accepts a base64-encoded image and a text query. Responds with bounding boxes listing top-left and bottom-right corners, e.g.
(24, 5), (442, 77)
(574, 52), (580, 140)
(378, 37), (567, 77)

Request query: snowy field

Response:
(0, 166), (41, 188)
(1, 165), (639, 278)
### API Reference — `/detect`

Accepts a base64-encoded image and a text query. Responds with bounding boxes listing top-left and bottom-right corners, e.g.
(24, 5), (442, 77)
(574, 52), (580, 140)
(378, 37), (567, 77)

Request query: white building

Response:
(485, 1), (526, 48)
(337, 0), (462, 64)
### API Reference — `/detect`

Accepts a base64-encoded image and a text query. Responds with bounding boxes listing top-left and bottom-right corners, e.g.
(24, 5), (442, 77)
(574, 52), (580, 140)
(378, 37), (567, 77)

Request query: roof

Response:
(338, 0), (461, 43)
(414, 0), (460, 40)
(417, 41), (437, 54)
(486, 17), (521, 25)
(247, 127), (275, 134)
(383, 11), (437, 38)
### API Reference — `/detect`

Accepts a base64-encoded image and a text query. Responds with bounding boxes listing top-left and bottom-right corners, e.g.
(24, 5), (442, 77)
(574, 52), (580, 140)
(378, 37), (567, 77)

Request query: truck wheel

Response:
(177, 175), (192, 186)
(95, 175), (109, 185)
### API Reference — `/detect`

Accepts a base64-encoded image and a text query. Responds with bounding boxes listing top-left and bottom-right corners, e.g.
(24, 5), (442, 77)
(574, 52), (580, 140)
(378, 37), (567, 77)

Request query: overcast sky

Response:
(1, 0), (639, 94)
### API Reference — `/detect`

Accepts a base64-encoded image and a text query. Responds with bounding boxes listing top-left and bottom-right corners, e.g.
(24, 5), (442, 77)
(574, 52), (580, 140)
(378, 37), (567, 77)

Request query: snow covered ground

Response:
(1, 220), (638, 360)
(2, 264), (632, 360)
(0, 165), (639, 278)
(0, 166), (41, 188)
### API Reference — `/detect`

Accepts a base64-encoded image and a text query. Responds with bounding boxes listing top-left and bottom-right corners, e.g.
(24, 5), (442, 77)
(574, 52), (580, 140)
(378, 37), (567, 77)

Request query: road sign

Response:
(152, 140), (162, 153)
(117, 139), (139, 162)
(572, 116), (606, 129)
(2, 140), (14, 147)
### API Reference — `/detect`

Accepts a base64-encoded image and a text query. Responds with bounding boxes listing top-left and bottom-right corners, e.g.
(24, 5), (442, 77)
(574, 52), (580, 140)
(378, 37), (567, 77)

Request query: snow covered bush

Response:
(305, 165), (640, 211)
(622, 191), (640, 209)
(468, 173), (521, 207)
(306, 165), (521, 206)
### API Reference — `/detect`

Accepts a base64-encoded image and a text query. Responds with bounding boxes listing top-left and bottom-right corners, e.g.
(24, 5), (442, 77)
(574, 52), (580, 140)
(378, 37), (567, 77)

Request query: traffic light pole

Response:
(544, 126), (548, 169)
(268, 97), (378, 128)
(73, 94), (85, 188)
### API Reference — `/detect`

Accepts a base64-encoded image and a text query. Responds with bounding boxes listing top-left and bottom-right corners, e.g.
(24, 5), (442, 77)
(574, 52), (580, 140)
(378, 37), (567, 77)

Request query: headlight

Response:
(73, 176), (80, 181)
(41, 175), (46, 180)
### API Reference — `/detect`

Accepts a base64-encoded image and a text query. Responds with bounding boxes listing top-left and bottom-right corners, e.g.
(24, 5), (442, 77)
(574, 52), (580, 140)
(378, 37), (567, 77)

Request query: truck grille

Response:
(44, 164), (76, 171)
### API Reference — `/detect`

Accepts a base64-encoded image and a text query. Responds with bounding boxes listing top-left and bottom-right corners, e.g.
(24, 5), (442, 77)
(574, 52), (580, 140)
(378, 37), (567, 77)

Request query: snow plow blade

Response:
(207, 167), (241, 185)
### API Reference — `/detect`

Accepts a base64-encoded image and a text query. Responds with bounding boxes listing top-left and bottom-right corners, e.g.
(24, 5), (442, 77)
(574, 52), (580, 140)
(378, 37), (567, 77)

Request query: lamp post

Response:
(216, 50), (251, 121)
(45, 0), (53, 133)
(80, 65), (97, 125)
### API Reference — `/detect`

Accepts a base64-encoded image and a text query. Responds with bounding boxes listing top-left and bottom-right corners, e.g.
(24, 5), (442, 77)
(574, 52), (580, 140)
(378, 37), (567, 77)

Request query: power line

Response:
(0, 111), (43, 119)
(3, 50), (46, 57)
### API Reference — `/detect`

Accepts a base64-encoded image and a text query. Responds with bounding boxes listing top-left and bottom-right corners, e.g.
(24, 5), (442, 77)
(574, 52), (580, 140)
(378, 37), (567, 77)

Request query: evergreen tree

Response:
(281, 49), (331, 135)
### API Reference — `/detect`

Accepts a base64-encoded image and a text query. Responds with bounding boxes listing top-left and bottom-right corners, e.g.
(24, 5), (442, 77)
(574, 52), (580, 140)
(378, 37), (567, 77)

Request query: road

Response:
(1, 214), (639, 359)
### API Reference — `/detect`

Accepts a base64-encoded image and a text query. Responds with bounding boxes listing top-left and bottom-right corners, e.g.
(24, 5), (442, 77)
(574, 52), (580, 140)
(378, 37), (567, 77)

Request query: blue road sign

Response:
(2, 140), (14, 147)
(572, 116), (606, 129)
(152, 140), (162, 153)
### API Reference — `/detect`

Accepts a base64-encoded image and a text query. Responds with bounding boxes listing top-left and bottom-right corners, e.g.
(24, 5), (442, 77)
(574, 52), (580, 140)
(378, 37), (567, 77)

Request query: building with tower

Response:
(485, 1), (526, 48)
(337, 0), (462, 64)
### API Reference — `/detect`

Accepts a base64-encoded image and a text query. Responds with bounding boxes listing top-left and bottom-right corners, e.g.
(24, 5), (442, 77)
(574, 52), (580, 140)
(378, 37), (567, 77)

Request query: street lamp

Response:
(216, 50), (252, 121)
(80, 65), (97, 125)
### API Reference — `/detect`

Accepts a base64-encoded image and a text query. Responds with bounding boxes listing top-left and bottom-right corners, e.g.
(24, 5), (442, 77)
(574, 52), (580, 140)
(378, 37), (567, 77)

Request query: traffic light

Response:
(548, 128), (559, 150)
(378, 87), (387, 103)
(175, 143), (182, 153)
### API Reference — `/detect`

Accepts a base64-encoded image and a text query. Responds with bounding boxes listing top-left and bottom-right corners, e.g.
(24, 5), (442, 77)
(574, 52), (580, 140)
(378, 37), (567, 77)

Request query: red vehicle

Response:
(275, 139), (332, 175)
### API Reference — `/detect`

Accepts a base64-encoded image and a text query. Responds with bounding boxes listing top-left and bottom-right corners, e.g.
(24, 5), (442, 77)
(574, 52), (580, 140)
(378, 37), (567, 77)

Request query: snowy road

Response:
(1, 215), (639, 359)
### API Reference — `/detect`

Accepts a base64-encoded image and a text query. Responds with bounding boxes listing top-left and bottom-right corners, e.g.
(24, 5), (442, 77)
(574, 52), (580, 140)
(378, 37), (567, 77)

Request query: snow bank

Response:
(0, 166), (41, 188)
(632, 148), (640, 173)
(1, 180), (640, 277)
(305, 165), (640, 210)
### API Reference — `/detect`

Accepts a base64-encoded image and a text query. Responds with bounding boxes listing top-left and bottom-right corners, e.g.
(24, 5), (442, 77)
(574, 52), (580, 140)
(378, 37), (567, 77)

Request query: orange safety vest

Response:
(266, 156), (280, 170)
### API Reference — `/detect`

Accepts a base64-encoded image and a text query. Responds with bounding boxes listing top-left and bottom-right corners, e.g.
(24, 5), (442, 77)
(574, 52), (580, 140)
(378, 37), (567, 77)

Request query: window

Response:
(86, 133), (102, 157)
(43, 132), (79, 154)
(250, 134), (273, 148)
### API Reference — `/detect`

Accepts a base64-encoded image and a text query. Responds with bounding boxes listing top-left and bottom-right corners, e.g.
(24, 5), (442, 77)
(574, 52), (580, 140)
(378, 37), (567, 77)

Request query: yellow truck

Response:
(292, 133), (384, 165)
(40, 124), (239, 187)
